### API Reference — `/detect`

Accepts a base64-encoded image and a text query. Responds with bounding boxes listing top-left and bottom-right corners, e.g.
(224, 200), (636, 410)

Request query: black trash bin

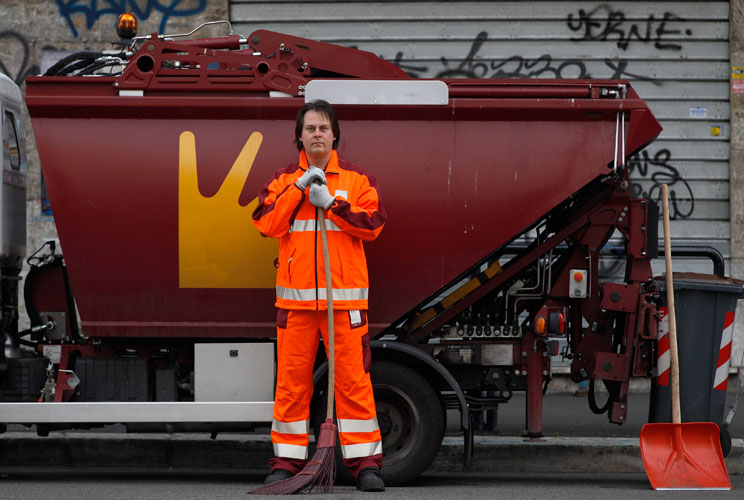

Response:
(649, 273), (744, 437)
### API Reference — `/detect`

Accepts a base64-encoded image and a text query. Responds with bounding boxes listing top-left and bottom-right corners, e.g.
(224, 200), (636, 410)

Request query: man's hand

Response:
(295, 166), (326, 190)
(309, 183), (335, 209)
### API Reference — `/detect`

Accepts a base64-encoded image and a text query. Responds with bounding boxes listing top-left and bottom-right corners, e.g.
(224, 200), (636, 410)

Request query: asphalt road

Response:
(1, 469), (742, 500)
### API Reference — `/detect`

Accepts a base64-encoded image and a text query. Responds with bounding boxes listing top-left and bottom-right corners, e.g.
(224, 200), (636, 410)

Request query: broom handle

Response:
(318, 207), (335, 420)
(661, 184), (681, 424)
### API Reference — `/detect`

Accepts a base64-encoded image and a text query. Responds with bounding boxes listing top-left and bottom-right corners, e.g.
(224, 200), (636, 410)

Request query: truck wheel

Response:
(373, 361), (445, 485)
(720, 426), (732, 458)
(312, 360), (445, 486)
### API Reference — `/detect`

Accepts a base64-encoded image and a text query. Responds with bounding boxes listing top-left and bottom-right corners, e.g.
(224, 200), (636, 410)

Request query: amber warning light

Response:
(117, 12), (138, 39)
(535, 317), (546, 334)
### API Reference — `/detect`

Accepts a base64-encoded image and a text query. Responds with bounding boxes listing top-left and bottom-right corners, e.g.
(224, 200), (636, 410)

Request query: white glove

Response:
(295, 166), (326, 190)
(309, 182), (335, 209)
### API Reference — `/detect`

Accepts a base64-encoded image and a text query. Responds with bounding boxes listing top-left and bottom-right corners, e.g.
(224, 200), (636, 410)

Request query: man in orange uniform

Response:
(253, 100), (387, 492)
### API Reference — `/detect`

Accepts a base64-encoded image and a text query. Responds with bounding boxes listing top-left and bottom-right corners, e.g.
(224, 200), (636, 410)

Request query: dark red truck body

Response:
(24, 31), (661, 340)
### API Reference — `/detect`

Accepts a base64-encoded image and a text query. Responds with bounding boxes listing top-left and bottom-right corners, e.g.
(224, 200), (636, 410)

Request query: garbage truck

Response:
(0, 20), (738, 484)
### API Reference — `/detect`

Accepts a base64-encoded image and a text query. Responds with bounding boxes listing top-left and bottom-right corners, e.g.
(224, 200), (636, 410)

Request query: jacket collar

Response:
(299, 150), (340, 174)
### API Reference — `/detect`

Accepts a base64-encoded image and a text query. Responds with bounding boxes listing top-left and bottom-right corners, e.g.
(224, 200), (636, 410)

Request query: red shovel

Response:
(639, 184), (731, 490)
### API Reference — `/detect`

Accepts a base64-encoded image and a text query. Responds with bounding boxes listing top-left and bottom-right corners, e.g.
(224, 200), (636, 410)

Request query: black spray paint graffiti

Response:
(55, 0), (208, 38)
(567, 4), (690, 51)
(627, 149), (694, 220)
(0, 31), (54, 86)
(434, 31), (590, 79)
(389, 31), (659, 83)
(390, 3), (692, 80)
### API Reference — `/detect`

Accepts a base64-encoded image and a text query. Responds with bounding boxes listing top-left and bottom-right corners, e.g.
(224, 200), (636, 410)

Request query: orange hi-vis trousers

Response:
(270, 309), (382, 478)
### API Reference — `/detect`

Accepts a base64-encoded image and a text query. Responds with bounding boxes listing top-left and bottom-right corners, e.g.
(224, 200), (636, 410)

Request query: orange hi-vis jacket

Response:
(252, 150), (386, 310)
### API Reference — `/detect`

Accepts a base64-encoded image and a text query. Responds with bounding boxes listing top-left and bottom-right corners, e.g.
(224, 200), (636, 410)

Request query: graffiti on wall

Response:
(566, 4), (690, 51)
(395, 30), (659, 82)
(388, 3), (694, 80)
(627, 149), (694, 220)
(0, 31), (46, 86)
(432, 32), (590, 79)
(390, 41), (656, 81)
(55, 0), (208, 37)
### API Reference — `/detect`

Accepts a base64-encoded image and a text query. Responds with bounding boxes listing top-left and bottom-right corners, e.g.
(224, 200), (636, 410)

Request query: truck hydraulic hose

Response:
(24, 262), (47, 330)
(43, 51), (103, 76)
(1, 268), (21, 360)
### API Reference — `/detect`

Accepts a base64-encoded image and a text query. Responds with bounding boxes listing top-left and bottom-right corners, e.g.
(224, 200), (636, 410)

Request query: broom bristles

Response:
(251, 420), (337, 495)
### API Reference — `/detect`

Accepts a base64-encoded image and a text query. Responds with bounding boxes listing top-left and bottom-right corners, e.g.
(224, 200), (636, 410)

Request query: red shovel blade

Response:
(640, 422), (731, 490)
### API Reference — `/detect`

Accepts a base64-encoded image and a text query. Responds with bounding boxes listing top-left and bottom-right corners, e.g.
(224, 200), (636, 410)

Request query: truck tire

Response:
(720, 426), (732, 458)
(312, 360), (445, 486)
(373, 361), (446, 485)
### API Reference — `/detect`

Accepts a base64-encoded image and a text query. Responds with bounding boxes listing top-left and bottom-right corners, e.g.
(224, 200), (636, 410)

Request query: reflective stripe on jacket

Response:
(252, 150), (386, 310)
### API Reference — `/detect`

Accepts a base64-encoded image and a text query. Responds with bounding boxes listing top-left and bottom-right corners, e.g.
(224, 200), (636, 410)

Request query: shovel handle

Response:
(317, 207), (335, 420)
(661, 184), (681, 424)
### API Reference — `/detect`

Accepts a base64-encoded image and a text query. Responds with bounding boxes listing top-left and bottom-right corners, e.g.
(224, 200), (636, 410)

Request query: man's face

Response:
(300, 110), (335, 160)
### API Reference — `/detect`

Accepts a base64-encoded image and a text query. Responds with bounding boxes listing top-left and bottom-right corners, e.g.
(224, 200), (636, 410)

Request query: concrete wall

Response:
(732, 1), (744, 370)
(0, 0), (228, 326)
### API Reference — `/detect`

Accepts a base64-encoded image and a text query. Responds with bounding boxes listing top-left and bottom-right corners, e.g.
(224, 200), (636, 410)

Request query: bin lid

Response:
(654, 272), (744, 296)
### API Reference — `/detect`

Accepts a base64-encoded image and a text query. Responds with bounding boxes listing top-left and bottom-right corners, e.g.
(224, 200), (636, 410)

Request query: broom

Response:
(251, 206), (337, 495)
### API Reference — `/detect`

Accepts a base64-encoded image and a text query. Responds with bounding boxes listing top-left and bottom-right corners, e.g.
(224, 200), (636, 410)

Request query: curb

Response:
(436, 436), (744, 474)
(1, 432), (743, 474)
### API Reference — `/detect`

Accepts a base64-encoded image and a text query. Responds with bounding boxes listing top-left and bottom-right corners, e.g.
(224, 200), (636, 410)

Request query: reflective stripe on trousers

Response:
(271, 419), (310, 459)
(338, 417), (382, 459)
(272, 419), (309, 435)
(273, 442), (308, 459)
(272, 309), (379, 461)
(342, 440), (383, 459)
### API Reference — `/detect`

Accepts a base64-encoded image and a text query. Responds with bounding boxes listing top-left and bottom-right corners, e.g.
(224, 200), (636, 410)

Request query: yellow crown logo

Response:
(178, 131), (276, 289)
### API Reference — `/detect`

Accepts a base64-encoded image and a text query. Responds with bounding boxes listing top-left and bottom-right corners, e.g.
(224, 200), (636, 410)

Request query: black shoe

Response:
(356, 467), (385, 492)
(264, 469), (293, 485)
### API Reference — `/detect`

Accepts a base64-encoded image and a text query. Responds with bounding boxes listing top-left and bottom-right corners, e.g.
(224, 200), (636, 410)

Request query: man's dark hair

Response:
(295, 99), (340, 151)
